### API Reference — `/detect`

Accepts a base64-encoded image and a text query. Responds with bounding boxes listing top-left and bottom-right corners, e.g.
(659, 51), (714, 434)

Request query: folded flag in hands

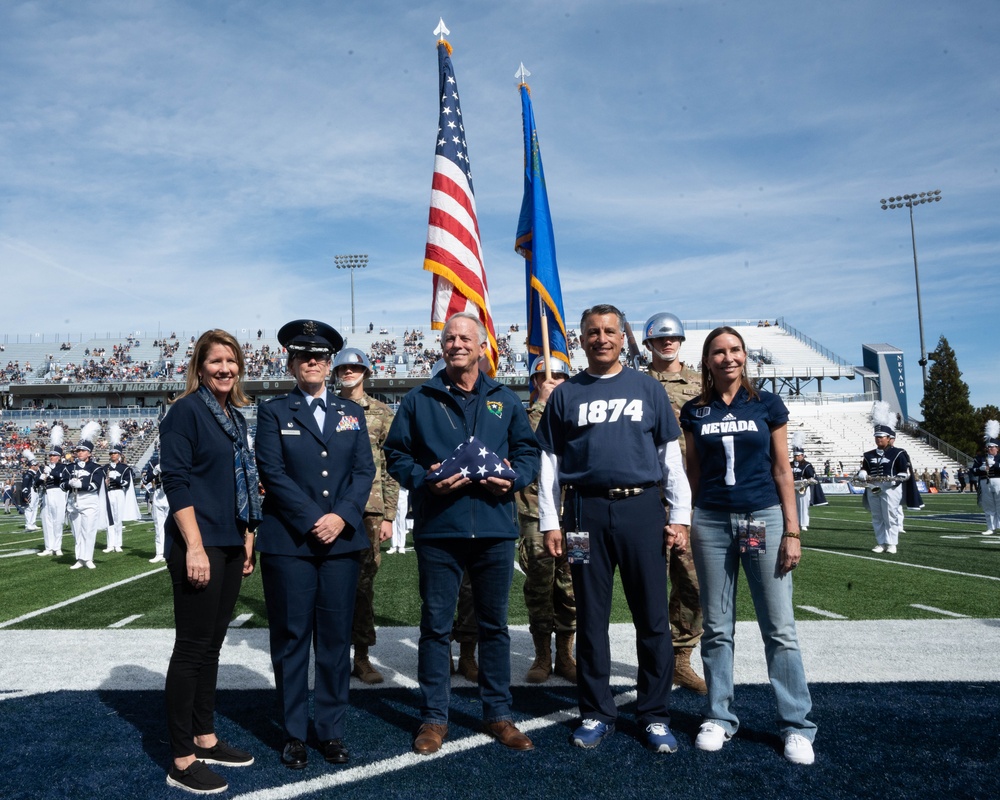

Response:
(427, 436), (518, 483)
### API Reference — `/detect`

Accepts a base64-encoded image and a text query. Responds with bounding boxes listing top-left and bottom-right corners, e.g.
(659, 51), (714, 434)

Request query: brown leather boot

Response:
(673, 648), (707, 694)
(457, 641), (479, 682)
(351, 644), (385, 685)
(554, 632), (577, 682)
(525, 633), (552, 683)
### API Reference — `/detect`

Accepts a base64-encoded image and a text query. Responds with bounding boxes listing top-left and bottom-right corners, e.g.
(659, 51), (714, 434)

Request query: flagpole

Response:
(540, 301), (552, 381)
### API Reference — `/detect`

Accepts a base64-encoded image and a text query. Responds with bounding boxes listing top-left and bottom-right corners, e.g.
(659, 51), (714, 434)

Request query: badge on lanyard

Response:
(738, 515), (766, 555)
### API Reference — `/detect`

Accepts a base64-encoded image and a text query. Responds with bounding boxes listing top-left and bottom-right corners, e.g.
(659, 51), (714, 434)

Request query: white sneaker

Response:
(694, 722), (731, 752)
(801, 526), (808, 532)
(149, 555), (165, 563)
(85, 560), (96, 569)
(55, 550), (63, 556)
(37, 549), (54, 557)
(872, 545), (885, 553)
(887, 545), (897, 554)
(70, 560), (84, 570)
(387, 547), (397, 554)
(114, 547), (123, 553)
(783, 733), (815, 765)
(983, 530), (994, 536)
(103, 547), (114, 553)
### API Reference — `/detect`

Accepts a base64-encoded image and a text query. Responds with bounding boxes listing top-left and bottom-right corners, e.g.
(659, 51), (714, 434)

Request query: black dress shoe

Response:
(320, 739), (350, 764)
(281, 738), (308, 769)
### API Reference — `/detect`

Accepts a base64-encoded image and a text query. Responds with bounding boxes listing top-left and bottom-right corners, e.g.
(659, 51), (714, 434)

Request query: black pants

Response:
(566, 488), (674, 726)
(165, 544), (245, 758)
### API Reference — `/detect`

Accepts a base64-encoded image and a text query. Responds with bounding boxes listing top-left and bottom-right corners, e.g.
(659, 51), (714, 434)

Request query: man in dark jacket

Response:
(384, 312), (540, 756)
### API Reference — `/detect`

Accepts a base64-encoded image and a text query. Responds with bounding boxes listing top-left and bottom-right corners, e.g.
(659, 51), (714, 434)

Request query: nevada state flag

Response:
(427, 436), (518, 483)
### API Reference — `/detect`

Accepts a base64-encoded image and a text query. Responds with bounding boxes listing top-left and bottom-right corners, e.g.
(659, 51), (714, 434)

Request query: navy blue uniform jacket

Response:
(254, 389), (375, 556)
(383, 372), (539, 540)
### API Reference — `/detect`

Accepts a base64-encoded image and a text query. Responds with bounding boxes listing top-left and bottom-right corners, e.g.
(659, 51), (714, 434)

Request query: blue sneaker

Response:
(645, 722), (678, 753)
(571, 719), (615, 749)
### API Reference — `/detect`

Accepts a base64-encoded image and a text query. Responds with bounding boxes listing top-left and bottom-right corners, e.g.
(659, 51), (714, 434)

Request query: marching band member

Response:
(103, 424), (141, 553)
(790, 432), (826, 532)
(972, 420), (1000, 535)
(855, 402), (911, 554)
(37, 427), (69, 557)
(143, 448), (170, 562)
(21, 451), (42, 532)
(62, 422), (104, 570)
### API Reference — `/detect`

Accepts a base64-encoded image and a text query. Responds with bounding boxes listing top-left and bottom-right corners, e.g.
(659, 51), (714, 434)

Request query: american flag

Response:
(422, 37), (499, 375)
(426, 436), (518, 484)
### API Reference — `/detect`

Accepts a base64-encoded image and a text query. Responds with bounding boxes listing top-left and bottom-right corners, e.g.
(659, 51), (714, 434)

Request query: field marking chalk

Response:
(0, 566), (167, 629)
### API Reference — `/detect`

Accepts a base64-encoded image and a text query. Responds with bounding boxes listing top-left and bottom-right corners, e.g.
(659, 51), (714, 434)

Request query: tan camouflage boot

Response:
(554, 632), (577, 682)
(457, 641), (479, 682)
(525, 633), (553, 683)
(673, 648), (707, 694)
(352, 644), (385, 685)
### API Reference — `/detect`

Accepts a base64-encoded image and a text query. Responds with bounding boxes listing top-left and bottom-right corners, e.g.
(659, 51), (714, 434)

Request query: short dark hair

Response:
(580, 304), (625, 332)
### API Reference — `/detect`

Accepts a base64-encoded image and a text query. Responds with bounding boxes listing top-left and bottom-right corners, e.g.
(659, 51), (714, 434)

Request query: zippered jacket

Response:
(384, 372), (539, 540)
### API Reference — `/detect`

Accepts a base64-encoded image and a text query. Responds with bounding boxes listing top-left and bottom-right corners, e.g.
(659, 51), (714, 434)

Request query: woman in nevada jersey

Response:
(679, 327), (816, 765)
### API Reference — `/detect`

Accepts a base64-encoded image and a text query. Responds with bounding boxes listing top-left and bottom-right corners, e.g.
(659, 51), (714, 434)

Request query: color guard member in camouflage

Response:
(643, 312), (707, 694)
(519, 356), (577, 683)
(334, 348), (400, 684)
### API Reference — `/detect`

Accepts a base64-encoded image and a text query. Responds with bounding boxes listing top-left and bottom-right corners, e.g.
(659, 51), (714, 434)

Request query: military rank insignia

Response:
(336, 415), (361, 432)
(486, 401), (504, 418)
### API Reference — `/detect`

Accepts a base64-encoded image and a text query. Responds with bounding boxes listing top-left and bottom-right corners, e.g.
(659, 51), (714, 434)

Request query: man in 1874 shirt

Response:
(537, 304), (691, 753)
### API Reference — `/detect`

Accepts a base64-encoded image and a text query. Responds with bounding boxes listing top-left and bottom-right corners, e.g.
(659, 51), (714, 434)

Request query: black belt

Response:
(570, 481), (658, 500)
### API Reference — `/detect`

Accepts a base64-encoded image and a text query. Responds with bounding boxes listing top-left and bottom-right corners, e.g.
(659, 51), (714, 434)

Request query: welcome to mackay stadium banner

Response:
(515, 80), (570, 370)
(422, 33), (499, 375)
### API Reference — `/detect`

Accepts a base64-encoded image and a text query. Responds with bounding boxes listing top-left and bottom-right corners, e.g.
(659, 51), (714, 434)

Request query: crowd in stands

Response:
(0, 417), (155, 480)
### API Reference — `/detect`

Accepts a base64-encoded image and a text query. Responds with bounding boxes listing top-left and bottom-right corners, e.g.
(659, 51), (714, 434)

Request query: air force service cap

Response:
(278, 319), (344, 357)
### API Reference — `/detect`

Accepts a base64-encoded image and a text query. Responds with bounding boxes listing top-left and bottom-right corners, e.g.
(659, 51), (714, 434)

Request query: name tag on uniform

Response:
(280, 429), (301, 436)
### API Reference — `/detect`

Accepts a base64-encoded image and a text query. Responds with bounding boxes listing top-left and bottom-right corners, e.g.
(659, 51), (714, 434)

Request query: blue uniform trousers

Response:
(261, 552), (362, 742)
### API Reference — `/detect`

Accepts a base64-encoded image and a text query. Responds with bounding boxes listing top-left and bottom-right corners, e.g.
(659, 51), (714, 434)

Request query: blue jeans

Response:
(691, 506), (816, 740)
(416, 537), (515, 724)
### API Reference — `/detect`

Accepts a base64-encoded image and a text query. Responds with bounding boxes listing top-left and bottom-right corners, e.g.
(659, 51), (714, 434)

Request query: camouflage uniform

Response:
(518, 401), (576, 637)
(518, 400), (576, 682)
(648, 365), (704, 664)
(350, 392), (399, 648)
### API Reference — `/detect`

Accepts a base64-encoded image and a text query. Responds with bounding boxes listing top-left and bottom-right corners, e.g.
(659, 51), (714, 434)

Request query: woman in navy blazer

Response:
(254, 319), (375, 769)
(161, 329), (259, 795)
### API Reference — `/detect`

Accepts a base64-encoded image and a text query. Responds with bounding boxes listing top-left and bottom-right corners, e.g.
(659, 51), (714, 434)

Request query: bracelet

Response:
(782, 531), (801, 540)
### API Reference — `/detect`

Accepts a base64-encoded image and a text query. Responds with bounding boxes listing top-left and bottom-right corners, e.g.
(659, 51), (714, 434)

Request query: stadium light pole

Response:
(879, 190), (942, 390)
(334, 253), (368, 335)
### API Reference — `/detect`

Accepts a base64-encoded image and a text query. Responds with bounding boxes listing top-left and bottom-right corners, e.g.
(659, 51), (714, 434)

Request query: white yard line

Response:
(108, 614), (143, 628)
(910, 604), (968, 618)
(802, 547), (1000, 581)
(0, 566), (167, 629)
(229, 613), (254, 628)
(796, 605), (847, 619)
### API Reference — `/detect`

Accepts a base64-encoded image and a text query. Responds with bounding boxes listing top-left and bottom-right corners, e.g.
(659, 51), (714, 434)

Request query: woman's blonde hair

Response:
(174, 329), (250, 407)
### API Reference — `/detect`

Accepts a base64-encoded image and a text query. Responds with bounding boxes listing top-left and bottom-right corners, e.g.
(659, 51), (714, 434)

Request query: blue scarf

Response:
(197, 385), (262, 530)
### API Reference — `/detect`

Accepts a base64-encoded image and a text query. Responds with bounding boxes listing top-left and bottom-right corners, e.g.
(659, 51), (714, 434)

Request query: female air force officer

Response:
(254, 319), (375, 770)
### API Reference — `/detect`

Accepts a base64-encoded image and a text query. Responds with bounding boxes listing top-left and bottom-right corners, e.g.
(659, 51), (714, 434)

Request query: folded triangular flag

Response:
(427, 436), (518, 483)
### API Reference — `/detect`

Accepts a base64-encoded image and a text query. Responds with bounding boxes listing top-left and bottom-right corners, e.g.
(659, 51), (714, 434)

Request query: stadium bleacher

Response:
(0, 319), (966, 480)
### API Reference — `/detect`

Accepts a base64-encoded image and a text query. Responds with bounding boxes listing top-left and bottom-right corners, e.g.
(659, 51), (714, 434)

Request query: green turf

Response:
(2, 492), (998, 630)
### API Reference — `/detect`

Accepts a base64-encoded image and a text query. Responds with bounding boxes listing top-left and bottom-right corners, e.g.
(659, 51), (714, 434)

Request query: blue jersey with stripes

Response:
(680, 387), (788, 512)
(536, 367), (679, 488)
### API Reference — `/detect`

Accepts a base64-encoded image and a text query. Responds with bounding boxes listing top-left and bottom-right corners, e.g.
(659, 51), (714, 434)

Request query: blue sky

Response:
(2, 1), (998, 411)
